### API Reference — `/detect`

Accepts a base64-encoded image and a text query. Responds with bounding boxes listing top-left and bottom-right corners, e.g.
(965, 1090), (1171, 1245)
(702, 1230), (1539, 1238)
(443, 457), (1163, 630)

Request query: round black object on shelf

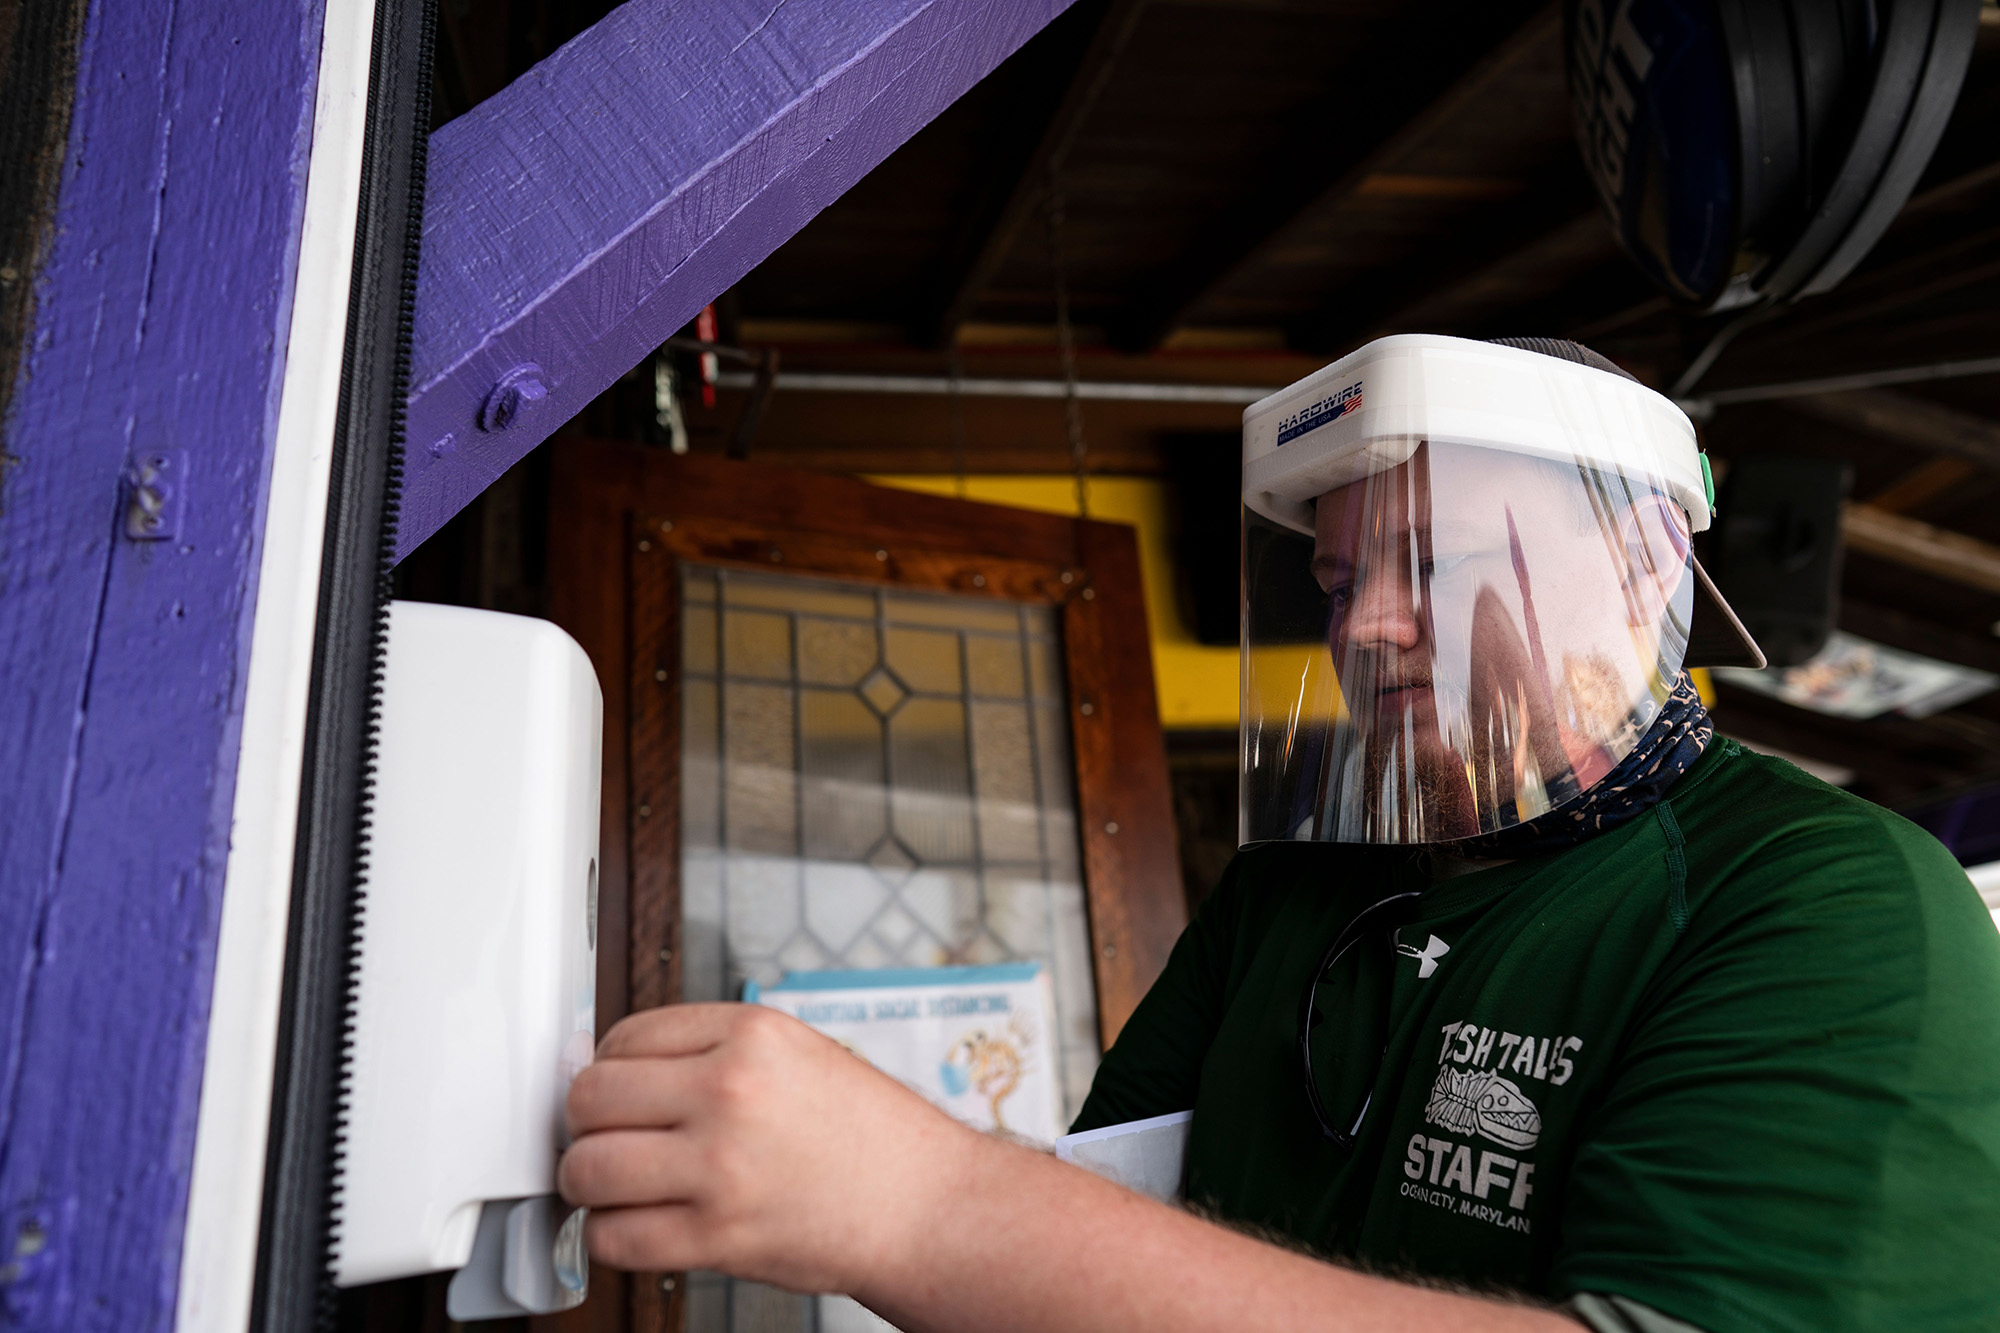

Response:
(1566, 0), (1981, 314)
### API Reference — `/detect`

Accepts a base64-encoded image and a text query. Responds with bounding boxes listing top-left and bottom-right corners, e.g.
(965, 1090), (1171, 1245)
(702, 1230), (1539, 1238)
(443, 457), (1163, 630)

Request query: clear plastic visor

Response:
(1241, 439), (1694, 845)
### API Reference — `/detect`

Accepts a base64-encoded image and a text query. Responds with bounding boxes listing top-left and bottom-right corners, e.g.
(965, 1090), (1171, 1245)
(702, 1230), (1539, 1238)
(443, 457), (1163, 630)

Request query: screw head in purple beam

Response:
(478, 364), (549, 432)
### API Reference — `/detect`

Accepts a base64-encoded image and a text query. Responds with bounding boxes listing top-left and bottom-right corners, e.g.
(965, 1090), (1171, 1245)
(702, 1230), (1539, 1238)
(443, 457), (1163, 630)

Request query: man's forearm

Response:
(561, 1005), (1580, 1328)
(857, 1131), (1576, 1333)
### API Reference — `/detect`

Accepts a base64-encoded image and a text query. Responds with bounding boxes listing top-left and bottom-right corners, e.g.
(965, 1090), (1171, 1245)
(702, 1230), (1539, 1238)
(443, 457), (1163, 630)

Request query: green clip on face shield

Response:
(1239, 335), (1763, 847)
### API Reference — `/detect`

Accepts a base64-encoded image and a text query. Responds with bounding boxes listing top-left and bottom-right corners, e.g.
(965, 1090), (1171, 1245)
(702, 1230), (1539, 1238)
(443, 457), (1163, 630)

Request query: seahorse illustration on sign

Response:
(1425, 1065), (1541, 1151)
(940, 1012), (1036, 1132)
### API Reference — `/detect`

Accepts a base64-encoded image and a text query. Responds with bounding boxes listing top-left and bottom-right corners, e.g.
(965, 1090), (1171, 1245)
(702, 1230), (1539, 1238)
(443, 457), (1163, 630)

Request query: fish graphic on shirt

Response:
(1425, 1066), (1541, 1151)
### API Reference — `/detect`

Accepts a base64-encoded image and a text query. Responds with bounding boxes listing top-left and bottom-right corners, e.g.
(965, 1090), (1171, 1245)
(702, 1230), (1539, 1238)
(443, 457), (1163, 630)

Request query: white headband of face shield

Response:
(1241, 334), (1709, 542)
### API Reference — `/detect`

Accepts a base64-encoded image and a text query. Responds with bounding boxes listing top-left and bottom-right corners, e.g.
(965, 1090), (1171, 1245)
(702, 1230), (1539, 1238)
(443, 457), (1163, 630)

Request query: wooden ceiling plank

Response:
(1839, 598), (2000, 674)
(1520, 159), (2000, 374)
(1782, 388), (2000, 473)
(922, 0), (1153, 349)
(1434, 254), (1660, 350)
(1898, 158), (2000, 219)
(1863, 455), (1983, 514)
(1111, 0), (1558, 352)
(1568, 294), (1672, 341)
(1352, 174), (1528, 200)
(1734, 225), (2000, 354)
(1365, 227), (1645, 354)
(1843, 503), (2000, 595)
(1290, 180), (1596, 354)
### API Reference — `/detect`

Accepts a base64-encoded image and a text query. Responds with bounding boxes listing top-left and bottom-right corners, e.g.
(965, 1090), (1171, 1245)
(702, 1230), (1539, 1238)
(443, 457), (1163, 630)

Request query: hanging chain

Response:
(947, 343), (969, 500)
(1045, 167), (1090, 519)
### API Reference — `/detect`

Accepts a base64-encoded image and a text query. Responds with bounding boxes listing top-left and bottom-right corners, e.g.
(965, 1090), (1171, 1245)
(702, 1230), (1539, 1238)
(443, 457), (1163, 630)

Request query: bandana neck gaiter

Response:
(1443, 674), (1714, 861)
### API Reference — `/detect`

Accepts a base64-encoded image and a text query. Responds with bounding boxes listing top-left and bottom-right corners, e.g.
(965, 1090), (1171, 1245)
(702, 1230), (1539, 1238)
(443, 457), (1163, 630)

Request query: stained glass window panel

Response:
(675, 563), (1100, 1333)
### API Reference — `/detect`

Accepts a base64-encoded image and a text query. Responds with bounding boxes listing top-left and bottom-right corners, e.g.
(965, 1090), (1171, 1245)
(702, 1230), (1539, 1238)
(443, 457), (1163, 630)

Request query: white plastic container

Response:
(333, 601), (601, 1310)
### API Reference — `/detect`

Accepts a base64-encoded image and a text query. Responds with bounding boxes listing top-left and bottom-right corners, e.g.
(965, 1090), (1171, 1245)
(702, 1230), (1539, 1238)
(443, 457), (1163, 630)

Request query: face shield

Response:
(1240, 336), (1757, 847)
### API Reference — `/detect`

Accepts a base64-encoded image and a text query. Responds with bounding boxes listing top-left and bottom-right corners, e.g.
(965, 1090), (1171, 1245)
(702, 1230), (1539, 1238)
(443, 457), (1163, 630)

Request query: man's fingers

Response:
(583, 1203), (717, 1274)
(567, 1055), (712, 1138)
(559, 1129), (702, 1209)
(596, 1002), (746, 1060)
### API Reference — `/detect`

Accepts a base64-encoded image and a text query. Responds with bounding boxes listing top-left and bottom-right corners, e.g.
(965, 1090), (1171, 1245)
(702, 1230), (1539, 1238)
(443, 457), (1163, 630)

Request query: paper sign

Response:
(747, 964), (1064, 1146)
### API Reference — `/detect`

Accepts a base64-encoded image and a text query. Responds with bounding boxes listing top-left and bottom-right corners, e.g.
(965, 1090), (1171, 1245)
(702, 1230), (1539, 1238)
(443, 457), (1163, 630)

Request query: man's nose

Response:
(1338, 566), (1422, 651)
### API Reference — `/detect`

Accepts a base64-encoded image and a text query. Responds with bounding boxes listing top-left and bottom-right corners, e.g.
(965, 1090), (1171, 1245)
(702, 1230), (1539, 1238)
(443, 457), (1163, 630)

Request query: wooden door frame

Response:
(545, 439), (1186, 1332)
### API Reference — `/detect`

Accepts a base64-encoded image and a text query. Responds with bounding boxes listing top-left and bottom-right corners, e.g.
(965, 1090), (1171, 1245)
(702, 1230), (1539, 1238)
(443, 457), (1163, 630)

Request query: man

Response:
(558, 337), (2000, 1332)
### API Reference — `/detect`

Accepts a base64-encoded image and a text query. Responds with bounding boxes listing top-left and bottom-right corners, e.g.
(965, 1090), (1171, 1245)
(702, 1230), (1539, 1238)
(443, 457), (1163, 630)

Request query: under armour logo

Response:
(1394, 931), (1450, 979)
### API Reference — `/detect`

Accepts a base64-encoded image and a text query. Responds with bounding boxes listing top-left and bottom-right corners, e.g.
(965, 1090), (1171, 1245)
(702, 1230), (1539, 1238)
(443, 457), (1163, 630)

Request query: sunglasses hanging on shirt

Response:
(1298, 892), (1425, 1149)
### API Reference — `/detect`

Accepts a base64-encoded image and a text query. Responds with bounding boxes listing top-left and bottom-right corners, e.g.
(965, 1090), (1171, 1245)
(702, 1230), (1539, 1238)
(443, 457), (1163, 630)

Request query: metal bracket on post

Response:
(122, 451), (187, 541)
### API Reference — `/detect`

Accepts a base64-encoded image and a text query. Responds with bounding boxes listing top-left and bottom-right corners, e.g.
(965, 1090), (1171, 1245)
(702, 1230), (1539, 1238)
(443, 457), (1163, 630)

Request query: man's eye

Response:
(1327, 584), (1354, 611)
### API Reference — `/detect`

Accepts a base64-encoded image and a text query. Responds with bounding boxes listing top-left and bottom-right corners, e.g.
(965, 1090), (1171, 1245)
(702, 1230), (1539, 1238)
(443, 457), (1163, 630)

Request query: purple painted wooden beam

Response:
(398, 0), (1075, 562)
(0, 0), (324, 1324)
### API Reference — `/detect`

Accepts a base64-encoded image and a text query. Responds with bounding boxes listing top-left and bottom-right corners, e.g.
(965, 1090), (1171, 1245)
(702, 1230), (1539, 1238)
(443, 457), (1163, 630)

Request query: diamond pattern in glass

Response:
(864, 835), (917, 885)
(857, 666), (908, 717)
(676, 562), (1100, 1333)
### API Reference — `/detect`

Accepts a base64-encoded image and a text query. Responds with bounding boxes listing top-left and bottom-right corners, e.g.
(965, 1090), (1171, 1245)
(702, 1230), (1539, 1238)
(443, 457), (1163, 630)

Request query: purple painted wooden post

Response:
(398, 0), (1076, 562)
(0, 0), (325, 1324)
(0, 0), (1075, 1323)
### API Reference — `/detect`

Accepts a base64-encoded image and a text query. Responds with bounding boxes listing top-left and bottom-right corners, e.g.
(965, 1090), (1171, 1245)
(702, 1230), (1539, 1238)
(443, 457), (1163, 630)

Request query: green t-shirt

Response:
(1074, 741), (2000, 1331)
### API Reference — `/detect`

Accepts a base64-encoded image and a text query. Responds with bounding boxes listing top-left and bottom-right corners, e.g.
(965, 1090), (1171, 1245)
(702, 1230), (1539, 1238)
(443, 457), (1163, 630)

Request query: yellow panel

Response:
(869, 475), (1243, 730)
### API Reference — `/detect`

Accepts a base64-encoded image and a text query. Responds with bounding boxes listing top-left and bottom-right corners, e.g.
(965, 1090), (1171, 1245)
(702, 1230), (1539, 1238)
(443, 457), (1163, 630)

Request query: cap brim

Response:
(1686, 555), (1766, 670)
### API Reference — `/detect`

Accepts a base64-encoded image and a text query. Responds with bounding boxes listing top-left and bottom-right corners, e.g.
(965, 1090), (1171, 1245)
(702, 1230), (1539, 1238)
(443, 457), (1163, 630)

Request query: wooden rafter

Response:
(1693, 216), (2000, 375)
(1761, 228), (2000, 350)
(1110, 0), (1556, 353)
(1417, 229), (1646, 348)
(1781, 387), (2000, 472)
(1840, 598), (2000, 674)
(1291, 184), (1598, 353)
(1843, 503), (2000, 595)
(921, 0), (1151, 348)
(397, 0), (1083, 564)
(1507, 160), (2000, 364)
(1864, 456), (1984, 513)
(1897, 158), (2000, 221)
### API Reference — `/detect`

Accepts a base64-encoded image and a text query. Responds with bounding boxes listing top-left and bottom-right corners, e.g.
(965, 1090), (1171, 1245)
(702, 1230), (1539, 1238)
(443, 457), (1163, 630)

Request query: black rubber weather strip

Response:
(248, 0), (435, 1327)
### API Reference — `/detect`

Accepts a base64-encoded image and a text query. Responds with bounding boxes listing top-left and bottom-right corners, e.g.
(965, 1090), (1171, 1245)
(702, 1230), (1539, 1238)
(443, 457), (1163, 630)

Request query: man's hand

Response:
(562, 1002), (1578, 1332)
(559, 1002), (979, 1295)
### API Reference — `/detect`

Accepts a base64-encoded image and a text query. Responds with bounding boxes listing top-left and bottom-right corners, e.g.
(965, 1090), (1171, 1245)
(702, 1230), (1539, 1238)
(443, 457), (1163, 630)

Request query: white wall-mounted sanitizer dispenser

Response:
(333, 602), (602, 1319)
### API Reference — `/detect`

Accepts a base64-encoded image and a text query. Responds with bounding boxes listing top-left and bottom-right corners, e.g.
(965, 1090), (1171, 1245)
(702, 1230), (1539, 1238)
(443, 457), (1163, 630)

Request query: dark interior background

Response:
(395, 0), (2000, 932)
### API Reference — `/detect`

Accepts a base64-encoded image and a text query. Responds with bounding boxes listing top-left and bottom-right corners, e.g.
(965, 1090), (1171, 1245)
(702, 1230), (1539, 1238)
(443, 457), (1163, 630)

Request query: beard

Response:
(1341, 626), (1586, 843)
(1349, 690), (1480, 843)
(1332, 643), (1480, 843)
